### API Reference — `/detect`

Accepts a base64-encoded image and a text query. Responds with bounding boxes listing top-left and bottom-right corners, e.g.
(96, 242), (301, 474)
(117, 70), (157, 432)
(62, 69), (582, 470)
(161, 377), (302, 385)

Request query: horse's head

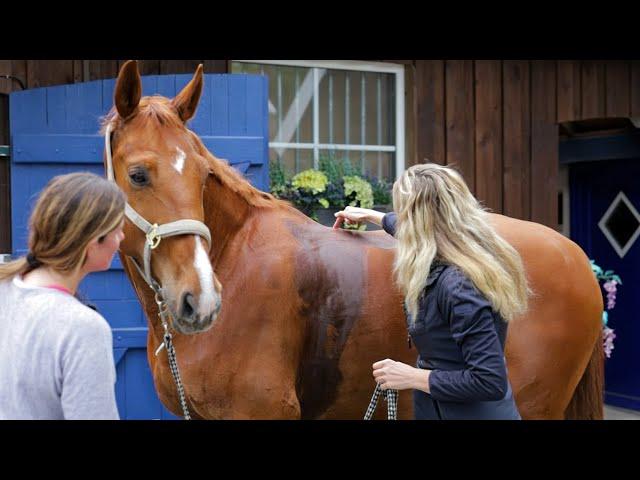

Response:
(104, 60), (222, 334)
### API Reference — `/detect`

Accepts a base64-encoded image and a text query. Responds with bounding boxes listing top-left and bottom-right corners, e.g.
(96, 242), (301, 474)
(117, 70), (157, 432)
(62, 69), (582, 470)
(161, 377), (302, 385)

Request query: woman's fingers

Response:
(332, 211), (361, 230)
(373, 359), (393, 369)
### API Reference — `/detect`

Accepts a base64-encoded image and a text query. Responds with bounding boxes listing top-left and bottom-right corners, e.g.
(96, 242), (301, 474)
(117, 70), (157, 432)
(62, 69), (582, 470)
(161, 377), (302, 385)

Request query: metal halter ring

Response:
(146, 224), (161, 249)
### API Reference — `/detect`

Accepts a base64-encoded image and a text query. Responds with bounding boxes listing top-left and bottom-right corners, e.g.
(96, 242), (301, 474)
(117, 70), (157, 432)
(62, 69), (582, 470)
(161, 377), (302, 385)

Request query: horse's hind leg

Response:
(506, 305), (600, 420)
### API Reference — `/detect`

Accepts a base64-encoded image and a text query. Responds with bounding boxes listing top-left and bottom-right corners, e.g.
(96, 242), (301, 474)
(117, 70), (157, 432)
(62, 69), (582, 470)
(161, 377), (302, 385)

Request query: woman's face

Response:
(84, 219), (126, 273)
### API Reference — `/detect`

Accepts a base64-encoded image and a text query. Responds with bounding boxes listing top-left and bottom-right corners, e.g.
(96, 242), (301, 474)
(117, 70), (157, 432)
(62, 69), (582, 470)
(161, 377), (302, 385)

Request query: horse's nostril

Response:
(181, 293), (196, 321)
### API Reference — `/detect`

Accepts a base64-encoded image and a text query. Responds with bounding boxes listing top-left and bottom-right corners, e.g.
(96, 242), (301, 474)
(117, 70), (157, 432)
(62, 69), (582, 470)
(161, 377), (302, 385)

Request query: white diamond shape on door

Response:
(598, 191), (640, 258)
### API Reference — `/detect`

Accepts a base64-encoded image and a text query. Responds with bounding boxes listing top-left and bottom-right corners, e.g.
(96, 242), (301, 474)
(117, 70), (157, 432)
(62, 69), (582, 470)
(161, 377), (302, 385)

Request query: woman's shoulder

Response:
(435, 263), (469, 290)
(438, 264), (494, 313)
(36, 293), (111, 339)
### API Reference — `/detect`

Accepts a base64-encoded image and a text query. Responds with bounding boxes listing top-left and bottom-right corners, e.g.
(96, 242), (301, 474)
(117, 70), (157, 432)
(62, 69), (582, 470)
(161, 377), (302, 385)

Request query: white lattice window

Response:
(231, 60), (405, 182)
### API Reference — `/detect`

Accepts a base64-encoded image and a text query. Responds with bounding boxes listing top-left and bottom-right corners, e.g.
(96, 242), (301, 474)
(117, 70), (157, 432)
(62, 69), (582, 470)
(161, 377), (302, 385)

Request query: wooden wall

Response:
(0, 60), (228, 94)
(411, 60), (640, 230)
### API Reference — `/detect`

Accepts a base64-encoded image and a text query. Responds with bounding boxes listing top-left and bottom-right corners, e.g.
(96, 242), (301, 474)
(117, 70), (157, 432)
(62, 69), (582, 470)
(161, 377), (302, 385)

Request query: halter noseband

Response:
(104, 123), (212, 297)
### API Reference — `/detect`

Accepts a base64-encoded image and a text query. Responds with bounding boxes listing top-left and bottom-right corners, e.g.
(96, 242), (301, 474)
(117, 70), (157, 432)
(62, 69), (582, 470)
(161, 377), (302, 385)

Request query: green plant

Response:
(269, 160), (288, 197)
(269, 156), (379, 229)
(343, 175), (374, 209)
(276, 169), (331, 219)
(369, 177), (393, 206)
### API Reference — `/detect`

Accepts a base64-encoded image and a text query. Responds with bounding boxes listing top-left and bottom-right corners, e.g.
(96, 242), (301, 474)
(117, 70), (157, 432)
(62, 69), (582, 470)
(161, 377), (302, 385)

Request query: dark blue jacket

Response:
(382, 212), (521, 420)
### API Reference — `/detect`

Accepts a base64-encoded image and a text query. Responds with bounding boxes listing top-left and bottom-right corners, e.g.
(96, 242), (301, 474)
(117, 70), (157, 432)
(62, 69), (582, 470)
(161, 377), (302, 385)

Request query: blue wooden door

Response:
(570, 157), (640, 411)
(9, 73), (269, 419)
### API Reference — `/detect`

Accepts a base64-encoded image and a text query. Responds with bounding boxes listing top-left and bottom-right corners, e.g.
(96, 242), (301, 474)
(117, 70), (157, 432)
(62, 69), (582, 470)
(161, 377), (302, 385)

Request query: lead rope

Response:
(363, 383), (398, 420)
(154, 292), (191, 420)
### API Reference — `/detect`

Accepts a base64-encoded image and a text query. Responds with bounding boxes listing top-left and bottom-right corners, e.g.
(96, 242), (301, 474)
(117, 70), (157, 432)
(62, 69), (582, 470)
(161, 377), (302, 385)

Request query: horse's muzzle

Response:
(172, 291), (221, 334)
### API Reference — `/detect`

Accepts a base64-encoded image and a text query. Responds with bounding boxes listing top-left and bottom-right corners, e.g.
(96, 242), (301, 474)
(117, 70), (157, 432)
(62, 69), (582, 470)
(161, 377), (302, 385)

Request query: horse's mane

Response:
(101, 96), (288, 209)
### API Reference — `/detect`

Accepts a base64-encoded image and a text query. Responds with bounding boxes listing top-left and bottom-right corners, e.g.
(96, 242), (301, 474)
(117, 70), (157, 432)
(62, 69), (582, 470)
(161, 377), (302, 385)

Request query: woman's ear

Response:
(83, 238), (99, 262)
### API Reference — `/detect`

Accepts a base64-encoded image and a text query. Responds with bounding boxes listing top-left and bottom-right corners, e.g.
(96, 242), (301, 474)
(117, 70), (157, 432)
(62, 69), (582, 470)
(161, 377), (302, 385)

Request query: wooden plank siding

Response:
(409, 59), (640, 230)
(474, 60), (502, 214)
(445, 60), (475, 194)
(415, 60), (445, 165)
(502, 61), (531, 220)
(605, 60), (631, 118)
(581, 61), (606, 119)
(631, 60), (640, 118)
(0, 60), (229, 95)
(557, 60), (582, 123)
(530, 61), (558, 228)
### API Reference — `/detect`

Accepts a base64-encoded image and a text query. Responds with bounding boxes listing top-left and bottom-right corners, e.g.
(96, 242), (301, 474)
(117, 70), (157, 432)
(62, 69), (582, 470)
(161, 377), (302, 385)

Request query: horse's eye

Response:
(129, 168), (149, 187)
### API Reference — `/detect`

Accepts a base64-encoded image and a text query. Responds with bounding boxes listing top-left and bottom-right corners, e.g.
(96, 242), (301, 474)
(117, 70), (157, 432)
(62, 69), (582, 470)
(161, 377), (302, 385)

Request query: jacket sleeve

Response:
(381, 212), (397, 237)
(427, 270), (509, 403)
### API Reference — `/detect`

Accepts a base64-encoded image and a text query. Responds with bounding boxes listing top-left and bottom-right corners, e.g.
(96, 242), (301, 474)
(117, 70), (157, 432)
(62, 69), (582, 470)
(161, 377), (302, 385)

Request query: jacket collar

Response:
(425, 261), (448, 287)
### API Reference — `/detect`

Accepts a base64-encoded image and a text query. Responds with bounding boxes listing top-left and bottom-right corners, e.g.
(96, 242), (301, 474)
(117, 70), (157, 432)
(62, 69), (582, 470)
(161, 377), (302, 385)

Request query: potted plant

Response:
(270, 156), (384, 230)
(369, 176), (393, 213)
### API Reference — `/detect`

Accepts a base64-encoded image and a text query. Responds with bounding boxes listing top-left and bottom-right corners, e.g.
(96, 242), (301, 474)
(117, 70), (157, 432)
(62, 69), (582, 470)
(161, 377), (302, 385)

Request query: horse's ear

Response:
(172, 64), (204, 122)
(115, 60), (142, 120)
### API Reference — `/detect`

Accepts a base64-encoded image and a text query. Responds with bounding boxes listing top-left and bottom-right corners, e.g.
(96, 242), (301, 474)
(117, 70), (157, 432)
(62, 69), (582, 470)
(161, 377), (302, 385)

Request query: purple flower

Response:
(604, 280), (618, 310)
(603, 327), (616, 358)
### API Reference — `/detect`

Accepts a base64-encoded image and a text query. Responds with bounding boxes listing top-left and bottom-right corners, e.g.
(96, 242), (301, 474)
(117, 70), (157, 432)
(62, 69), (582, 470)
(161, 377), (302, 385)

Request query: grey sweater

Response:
(0, 275), (119, 419)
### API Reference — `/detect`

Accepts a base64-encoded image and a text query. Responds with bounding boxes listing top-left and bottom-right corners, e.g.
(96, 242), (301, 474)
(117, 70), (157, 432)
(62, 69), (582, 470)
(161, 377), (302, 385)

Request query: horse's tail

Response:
(564, 334), (604, 419)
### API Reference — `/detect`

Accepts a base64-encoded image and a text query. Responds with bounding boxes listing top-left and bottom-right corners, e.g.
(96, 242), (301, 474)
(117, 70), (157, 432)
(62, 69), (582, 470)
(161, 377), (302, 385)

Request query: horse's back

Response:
(488, 213), (601, 313)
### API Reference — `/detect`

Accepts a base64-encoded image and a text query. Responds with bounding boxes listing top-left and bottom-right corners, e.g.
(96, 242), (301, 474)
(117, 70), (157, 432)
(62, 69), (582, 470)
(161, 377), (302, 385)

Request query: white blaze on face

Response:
(193, 236), (217, 314)
(172, 147), (186, 174)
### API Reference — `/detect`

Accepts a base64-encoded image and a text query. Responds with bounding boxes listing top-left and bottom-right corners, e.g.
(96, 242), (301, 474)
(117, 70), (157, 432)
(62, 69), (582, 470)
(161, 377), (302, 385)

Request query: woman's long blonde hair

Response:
(0, 172), (125, 281)
(393, 163), (529, 322)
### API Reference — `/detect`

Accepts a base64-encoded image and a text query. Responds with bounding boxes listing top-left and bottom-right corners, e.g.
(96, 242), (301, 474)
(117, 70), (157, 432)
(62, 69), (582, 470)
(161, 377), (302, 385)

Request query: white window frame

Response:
(235, 60), (405, 180)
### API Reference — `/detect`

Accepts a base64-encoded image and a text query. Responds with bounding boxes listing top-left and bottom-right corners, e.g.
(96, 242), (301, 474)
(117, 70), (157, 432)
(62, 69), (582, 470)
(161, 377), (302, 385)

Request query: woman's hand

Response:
(332, 206), (385, 229)
(372, 358), (431, 392)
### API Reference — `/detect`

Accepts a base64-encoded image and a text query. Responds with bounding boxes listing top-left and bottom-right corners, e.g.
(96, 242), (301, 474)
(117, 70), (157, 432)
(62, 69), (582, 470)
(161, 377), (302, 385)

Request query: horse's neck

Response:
(203, 178), (254, 263)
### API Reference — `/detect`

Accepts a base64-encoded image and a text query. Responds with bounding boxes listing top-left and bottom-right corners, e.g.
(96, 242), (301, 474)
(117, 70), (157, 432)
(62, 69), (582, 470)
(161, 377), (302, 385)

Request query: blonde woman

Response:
(0, 172), (125, 420)
(334, 163), (528, 420)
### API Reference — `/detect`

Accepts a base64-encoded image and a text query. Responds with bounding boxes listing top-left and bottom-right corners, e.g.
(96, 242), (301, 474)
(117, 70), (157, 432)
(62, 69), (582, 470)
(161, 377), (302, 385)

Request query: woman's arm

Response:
(427, 271), (509, 403)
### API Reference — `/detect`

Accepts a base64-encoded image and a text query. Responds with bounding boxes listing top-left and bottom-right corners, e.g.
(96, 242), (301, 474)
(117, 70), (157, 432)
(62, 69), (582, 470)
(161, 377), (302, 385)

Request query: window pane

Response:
(270, 148), (314, 178)
(231, 62), (314, 144)
(318, 69), (346, 145)
(318, 149), (395, 183)
(318, 70), (395, 146)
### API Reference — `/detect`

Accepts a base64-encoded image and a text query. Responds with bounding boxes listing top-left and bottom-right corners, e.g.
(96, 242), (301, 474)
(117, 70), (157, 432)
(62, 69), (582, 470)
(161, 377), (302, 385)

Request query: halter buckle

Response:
(146, 223), (161, 250)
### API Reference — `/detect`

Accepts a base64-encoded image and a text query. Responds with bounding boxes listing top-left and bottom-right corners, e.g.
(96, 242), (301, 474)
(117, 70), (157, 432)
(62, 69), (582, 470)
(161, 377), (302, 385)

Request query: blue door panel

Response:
(10, 73), (269, 419)
(570, 158), (640, 410)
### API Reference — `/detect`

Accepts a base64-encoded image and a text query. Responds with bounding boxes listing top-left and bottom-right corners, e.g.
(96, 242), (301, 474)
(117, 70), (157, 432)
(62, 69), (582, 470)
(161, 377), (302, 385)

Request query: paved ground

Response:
(604, 405), (640, 420)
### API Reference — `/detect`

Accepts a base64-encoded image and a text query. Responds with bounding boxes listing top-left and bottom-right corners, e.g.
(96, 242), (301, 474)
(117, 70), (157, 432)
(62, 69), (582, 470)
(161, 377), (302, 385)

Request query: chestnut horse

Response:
(104, 60), (604, 419)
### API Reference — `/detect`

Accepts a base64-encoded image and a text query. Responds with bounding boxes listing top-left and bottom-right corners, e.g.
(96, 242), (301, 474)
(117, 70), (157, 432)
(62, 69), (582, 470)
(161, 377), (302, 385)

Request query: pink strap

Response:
(43, 284), (73, 295)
